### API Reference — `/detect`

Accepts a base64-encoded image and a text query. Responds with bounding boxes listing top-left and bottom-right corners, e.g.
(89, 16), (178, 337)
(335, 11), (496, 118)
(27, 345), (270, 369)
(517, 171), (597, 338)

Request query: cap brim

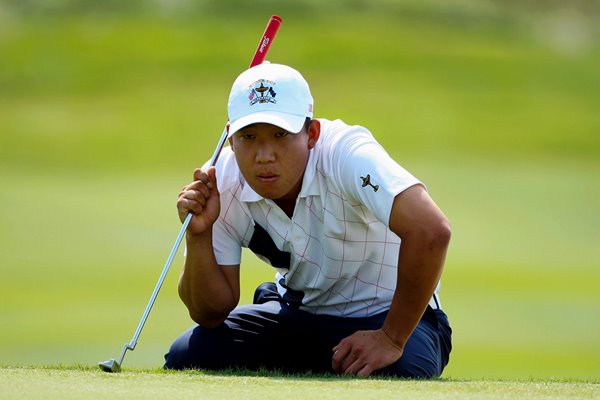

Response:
(228, 111), (306, 138)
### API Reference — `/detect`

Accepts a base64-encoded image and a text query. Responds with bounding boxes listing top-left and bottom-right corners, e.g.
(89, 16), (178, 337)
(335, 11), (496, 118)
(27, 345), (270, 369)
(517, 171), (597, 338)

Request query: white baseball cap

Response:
(227, 63), (314, 138)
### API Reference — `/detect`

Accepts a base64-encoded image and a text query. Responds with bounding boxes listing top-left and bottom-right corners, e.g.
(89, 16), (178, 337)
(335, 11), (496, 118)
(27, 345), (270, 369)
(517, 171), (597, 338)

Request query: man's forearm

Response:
(178, 230), (239, 328)
(381, 227), (450, 349)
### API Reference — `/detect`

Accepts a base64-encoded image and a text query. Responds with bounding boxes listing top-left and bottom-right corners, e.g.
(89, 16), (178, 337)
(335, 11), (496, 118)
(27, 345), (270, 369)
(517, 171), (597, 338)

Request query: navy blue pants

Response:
(165, 283), (452, 378)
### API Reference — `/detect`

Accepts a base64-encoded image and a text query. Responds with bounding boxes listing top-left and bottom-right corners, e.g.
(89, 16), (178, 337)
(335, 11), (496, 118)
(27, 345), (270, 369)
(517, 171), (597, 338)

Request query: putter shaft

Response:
(129, 212), (193, 351)
(100, 128), (223, 372)
(99, 16), (282, 372)
(99, 212), (192, 372)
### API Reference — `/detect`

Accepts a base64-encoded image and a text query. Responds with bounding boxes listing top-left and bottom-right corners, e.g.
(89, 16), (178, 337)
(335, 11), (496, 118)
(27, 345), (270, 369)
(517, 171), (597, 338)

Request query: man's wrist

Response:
(185, 228), (212, 246)
(380, 326), (405, 352)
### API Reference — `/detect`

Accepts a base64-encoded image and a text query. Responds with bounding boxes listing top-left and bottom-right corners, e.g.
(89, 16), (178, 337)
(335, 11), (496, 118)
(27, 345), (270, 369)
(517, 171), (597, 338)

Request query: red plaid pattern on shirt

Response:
(207, 119), (441, 317)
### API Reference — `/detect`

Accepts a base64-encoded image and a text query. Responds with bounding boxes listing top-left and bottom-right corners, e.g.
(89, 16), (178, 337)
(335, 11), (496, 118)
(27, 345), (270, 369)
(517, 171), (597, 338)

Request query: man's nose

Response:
(255, 142), (276, 163)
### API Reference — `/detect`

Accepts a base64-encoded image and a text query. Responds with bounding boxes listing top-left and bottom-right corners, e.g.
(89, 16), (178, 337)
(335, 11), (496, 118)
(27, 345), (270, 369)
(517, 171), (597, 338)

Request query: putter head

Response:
(98, 359), (121, 373)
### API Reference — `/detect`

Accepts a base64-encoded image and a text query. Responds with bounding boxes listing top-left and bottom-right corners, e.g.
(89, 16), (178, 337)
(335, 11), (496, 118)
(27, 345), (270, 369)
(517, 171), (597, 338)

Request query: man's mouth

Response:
(257, 173), (278, 183)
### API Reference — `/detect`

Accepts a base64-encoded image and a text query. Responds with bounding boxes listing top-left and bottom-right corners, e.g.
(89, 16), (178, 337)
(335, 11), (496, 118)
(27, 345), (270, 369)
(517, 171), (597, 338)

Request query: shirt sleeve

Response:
(332, 126), (422, 227)
(212, 215), (244, 265)
(183, 213), (243, 266)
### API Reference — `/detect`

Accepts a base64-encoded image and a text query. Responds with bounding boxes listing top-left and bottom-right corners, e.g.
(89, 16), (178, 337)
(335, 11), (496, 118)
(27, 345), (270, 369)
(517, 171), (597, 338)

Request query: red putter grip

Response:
(249, 15), (282, 68)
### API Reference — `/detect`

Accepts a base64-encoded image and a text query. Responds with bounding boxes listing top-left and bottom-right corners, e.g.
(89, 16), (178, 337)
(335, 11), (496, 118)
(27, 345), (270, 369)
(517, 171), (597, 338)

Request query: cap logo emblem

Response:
(360, 174), (379, 192)
(248, 80), (277, 106)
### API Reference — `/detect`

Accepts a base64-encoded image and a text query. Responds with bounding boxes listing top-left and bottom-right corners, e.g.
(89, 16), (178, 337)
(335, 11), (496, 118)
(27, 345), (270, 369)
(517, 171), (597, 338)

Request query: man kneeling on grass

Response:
(165, 63), (452, 378)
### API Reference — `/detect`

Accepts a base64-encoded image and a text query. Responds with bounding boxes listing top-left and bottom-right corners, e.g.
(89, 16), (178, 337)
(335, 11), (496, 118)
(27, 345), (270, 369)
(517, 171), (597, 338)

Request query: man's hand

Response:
(177, 167), (220, 235)
(331, 329), (404, 377)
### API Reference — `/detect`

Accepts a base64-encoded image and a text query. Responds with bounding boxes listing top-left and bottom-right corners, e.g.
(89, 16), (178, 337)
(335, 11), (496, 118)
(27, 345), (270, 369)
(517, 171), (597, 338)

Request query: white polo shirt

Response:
(207, 118), (441, 317)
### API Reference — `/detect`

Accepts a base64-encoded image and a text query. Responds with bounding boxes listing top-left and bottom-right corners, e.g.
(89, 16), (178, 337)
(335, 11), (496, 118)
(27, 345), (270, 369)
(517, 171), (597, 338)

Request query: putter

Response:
(99, 15), (282, 373)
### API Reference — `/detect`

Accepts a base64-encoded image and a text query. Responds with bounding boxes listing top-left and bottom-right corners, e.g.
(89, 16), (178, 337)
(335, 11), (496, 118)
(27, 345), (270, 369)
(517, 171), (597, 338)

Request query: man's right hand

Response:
(177, 167), (220, 235)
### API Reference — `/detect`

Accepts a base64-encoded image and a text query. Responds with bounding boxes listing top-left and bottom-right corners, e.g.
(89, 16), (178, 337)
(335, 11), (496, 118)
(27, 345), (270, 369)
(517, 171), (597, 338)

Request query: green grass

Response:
(0, 366), (598, 400)
(0, 0), (599, 385)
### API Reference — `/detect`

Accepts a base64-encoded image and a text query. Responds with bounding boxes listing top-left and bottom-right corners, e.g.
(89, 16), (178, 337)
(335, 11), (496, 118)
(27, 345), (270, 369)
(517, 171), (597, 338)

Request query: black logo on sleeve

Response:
(360, 174), (379, 192)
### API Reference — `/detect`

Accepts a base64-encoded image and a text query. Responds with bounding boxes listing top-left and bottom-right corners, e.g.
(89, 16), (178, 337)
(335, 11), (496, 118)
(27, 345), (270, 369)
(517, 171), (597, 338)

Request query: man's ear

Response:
(307, 119), (321, 149)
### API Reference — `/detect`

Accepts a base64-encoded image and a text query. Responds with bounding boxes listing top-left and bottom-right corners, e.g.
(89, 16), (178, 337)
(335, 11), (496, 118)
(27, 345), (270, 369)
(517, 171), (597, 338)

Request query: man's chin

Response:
(249, 181), (294, 201)
(254, 188), (283, 200)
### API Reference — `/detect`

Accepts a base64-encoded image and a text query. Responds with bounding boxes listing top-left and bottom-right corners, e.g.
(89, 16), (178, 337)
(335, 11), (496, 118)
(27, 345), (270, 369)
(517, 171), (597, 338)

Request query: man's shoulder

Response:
(318, 118), (370, 135)
(317, 118), (375, 148)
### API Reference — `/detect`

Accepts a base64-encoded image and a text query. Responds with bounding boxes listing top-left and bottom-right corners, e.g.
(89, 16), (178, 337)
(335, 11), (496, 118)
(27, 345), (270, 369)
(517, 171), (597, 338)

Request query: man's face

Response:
(229, 121), (319, 201)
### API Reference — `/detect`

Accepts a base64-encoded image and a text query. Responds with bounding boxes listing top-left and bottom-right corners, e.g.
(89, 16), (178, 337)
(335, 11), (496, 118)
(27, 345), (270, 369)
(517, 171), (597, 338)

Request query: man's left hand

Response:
(331, 329), (404, 377)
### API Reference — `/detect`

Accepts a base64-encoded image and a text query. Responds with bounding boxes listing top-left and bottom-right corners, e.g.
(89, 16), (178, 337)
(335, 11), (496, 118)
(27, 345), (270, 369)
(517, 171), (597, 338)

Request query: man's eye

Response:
(242, 134), (255, 140)
(275, 131), (289, 138)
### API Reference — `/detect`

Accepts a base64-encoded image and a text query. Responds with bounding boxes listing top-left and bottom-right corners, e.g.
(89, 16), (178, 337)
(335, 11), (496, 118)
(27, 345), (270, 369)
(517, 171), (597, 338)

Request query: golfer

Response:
(165, 63), (452, 377)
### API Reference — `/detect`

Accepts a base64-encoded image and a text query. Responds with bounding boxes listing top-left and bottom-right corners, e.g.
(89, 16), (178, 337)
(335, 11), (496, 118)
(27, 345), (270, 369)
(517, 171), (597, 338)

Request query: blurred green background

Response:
(1, 0), (598, 380)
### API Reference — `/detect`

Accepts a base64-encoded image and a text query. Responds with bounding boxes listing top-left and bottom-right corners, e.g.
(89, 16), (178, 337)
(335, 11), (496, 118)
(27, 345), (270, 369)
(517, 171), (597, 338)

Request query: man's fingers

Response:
(192, 168), (205, 181)
(180, 173), (217, 212)
(193, 167), (216, 190)
(181, 188), (208, 206)
(185, 194), (206, 208)
(332, 330), (402, 377)
(340, 348), (360, 373)
(178, 198), (203, 216)
(333, 340), (365, 375)
(178, 167), (220, 233)
(186, 180), (212, 196)
(207, 166), (218, 191)
(356, 364), (374, 378)
(331, 343), (351, 373)
(343, 358), (366, 376)
(337, 352), (375, 377)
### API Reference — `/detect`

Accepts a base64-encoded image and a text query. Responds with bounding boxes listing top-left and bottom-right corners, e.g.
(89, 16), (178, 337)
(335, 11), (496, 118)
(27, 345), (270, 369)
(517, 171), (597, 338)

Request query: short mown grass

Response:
(1, 366), (598, 400)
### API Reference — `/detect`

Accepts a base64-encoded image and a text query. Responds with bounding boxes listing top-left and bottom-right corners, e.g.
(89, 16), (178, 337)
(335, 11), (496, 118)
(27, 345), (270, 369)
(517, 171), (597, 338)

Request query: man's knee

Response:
(164, 324), (233, 370)
(164, 303), (285, 370)
(164, 328), (195, 370)
(383, 350), (441, 378)
(378, 310), (452, 378)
